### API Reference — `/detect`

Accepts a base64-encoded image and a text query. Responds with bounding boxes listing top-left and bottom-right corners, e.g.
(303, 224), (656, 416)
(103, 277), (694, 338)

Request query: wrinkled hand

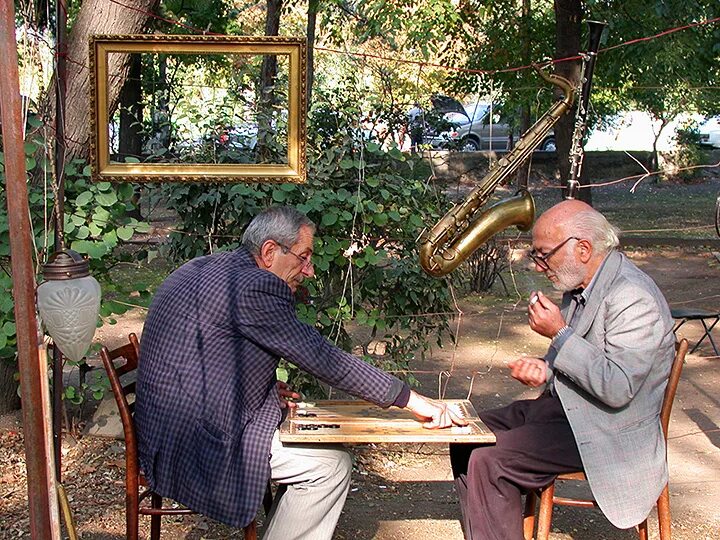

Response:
(528, 291), (566, 339)
(507, 357), (548, 387)
(276, 381), (302, 409)
(405, 391), (468, 429)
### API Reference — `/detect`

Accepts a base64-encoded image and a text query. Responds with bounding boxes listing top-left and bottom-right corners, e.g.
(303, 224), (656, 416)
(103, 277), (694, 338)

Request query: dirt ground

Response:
(1, 248), (719, 539)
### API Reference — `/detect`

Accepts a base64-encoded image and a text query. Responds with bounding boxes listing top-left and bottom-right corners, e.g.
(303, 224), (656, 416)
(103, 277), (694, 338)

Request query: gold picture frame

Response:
(89, 34), (307, 183)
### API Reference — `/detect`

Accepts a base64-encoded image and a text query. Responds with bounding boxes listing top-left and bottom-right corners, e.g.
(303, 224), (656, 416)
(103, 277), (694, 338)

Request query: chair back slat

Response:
(100, 333), (141, 459)
(660, 339), (688, 439)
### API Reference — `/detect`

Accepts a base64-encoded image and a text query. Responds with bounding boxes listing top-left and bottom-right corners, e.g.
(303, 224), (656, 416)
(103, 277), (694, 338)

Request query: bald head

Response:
(534, 200), (593, 240)
(534, 201), (619, 257)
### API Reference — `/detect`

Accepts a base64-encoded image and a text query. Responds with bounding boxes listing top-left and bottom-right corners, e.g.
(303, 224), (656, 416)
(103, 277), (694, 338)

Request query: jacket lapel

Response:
(571, 250), (624, 337)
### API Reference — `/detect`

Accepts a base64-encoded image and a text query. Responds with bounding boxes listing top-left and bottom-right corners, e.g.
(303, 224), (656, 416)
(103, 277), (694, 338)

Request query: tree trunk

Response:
(515, 0), (532, 189)
(118, 54), (143, 161)
(0, 359), (20, 414)
(118, 55), (144, 219)
(41, 0), (159, 163)
(306, 0), (319, 111)
(257, 0), (283, 161)
(553, 0), (591, 204)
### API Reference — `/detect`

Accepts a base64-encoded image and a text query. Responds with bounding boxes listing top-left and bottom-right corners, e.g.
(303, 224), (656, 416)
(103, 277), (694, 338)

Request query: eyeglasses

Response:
(528, 236), (580, 270)
(277, 242), (314, 269)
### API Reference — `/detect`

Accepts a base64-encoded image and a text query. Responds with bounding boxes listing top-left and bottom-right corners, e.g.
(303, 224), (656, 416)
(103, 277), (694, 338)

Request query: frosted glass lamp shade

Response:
(36, 250), (102, 362)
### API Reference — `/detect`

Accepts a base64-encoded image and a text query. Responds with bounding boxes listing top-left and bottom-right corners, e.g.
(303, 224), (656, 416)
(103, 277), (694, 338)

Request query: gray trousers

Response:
(263, 430), (352, 540)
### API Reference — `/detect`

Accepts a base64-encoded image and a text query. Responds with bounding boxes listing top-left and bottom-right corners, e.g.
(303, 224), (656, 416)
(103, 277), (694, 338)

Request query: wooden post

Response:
(0, 2), (61, 538)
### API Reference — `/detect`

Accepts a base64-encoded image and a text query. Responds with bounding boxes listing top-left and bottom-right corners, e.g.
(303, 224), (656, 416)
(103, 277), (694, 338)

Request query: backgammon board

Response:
(279, 399), (495, 444)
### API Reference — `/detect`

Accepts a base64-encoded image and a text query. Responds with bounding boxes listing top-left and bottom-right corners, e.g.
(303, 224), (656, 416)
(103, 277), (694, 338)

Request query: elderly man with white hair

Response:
(450, 200), (676, 540)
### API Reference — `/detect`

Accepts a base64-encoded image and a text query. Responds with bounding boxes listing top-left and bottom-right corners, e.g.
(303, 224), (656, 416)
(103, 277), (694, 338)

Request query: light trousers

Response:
(263, 430), (353, 540)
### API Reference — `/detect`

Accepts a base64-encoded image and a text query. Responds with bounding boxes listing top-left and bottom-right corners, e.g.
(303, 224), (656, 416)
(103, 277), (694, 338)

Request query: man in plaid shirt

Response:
(135, 206), (465, 539)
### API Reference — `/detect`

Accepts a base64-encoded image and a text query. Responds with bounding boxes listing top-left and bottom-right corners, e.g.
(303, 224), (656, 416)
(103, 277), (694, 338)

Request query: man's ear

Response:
(258, 240), (278, 269)
(577, 239), (593, 263)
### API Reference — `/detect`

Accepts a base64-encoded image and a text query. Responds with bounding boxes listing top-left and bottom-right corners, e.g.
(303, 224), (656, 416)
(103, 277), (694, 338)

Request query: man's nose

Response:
(302, 264), (315, 278)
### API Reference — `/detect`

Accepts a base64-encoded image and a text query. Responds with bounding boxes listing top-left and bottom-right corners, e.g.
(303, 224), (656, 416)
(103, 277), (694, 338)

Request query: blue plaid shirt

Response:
(135, 247), (405, 527)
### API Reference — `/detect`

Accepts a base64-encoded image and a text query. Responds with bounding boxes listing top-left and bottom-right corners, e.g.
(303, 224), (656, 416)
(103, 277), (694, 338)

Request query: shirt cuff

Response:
(551, 325), (573, 352)
(392, 383), (412, 408)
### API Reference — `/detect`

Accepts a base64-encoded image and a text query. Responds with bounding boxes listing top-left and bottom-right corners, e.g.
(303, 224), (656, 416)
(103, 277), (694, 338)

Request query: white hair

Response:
(562, 208), (620, 255)
(241, 206), (316, 255)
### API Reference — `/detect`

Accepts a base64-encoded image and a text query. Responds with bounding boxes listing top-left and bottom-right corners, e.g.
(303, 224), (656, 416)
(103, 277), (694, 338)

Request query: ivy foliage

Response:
(0, 117), (154, 406)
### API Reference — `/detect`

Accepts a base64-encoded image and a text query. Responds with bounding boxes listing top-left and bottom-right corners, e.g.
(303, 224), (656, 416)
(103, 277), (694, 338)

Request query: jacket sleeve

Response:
(552, 282), (668, 408)
(232, 271), (404, 407)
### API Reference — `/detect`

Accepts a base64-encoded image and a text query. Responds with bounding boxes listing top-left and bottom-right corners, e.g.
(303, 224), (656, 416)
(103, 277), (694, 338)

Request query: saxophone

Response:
(419, 67), (575, 277)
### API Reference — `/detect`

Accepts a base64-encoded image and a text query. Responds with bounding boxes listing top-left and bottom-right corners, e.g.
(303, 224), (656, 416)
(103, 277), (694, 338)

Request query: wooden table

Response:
(279, 399), (495, 444)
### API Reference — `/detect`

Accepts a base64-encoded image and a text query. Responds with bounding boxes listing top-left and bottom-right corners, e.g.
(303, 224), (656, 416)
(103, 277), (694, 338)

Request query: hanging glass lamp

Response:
(36, 249), (101, 362)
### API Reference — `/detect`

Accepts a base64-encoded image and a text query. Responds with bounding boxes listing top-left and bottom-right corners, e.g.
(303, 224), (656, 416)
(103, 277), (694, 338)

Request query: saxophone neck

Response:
(532, 65), (575, 108)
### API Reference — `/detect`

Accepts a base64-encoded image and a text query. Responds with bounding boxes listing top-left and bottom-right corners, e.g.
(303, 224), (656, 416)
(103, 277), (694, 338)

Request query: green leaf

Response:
(75, 225), (90, 239)
(117, 183), (135, 200)
(366, 177), (380, 187)
(103, 229), (118, 246)
(410, 214), (424, 228)
(96, 190), (118, 207)
(276, 367), (289, 382)
(70, 240), (94, 254)
(117, 226), (134, 241)
(339, 159), (355, 170)
(103, 300), (129, 315)
(75, 191), (93, 206)
(373, 213), (389, 226)
(272, 189), (287, 202)
(321, 213), (338, 226)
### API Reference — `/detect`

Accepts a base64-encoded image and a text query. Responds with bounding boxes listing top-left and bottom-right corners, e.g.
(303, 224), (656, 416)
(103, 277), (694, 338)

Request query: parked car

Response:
(699, 117), (720, 148)
(424, 95), (556, 152)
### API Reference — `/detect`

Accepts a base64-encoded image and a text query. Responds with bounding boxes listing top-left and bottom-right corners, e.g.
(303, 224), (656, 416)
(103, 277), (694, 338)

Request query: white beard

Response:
(550, 257), (585, 292)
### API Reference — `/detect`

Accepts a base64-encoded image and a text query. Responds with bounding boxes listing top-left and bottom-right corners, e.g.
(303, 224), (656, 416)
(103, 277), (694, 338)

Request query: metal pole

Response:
(0, 2), (61, 538)
(53, 0), (68, 482)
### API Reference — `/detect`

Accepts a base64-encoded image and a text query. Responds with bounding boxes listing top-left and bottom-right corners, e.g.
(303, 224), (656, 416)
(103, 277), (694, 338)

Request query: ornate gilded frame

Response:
(89, 34), (307, 183)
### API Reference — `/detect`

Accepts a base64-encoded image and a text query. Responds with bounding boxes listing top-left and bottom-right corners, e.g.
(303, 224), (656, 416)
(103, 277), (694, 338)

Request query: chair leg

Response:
(126, 492), (139, 540)
(523, 491), (537, 540)
(150, 493), (162, 540)
(657, 484), (671, 540)
(637, 519), (649, 540)
(244, 519), (258, 540)
(536, 482), (556, 540)
(699, 318), (719, 356)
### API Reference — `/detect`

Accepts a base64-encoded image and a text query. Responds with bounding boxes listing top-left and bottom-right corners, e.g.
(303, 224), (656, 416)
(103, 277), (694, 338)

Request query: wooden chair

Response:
(523, 339), (689, 540)
(100, 333), (265, 540)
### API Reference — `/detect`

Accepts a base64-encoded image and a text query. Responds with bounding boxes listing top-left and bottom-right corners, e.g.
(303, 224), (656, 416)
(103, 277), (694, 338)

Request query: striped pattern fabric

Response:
(135, 248), (404, 527)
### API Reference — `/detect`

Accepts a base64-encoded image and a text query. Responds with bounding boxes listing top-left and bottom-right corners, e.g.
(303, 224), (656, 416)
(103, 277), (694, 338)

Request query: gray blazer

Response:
(545, 250), (675, 529)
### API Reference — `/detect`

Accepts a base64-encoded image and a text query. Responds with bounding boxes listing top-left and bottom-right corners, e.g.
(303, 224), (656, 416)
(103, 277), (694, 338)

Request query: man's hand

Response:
(276, 381), (302, 409)
(405, 391), (468, 429)
(508, 357), (548, 387)
(528, 291), (567, 339)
